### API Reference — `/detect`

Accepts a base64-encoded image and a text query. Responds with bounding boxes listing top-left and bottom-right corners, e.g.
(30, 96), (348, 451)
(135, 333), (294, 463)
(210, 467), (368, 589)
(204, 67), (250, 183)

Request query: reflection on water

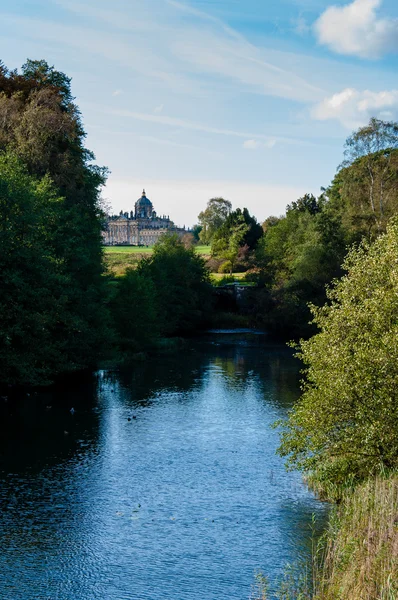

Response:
(0, 334), (327, 600)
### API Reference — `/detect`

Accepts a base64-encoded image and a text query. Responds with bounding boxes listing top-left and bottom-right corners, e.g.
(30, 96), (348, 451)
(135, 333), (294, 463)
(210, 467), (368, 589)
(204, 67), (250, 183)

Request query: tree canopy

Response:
(0, 60), (109, 385)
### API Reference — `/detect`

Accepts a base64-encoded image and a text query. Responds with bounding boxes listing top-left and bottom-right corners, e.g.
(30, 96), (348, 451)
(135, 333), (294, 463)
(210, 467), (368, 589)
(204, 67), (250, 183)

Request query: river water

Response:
(0, 333), (327, 600)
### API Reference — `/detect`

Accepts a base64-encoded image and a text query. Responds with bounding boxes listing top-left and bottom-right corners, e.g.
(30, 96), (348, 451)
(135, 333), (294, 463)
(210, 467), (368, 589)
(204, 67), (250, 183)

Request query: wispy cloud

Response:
(292, 15), (311, 36)
(315, 0), (398, 59)
(154, 104), (164, 114)
(168, 2), (324, 103)
(112, 89), (122, 97)
(166, 0), (246, 42)
(0, 11), (202, 95)
(85, 123), (221, 155)
(48, 0), (326, 103)
(243, 139), (276, 150)
(94, 105), (313, 146)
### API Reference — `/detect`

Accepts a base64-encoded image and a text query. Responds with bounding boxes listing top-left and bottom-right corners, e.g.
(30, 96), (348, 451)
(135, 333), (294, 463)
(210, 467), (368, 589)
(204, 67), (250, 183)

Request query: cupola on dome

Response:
(135, 189), (153, 218)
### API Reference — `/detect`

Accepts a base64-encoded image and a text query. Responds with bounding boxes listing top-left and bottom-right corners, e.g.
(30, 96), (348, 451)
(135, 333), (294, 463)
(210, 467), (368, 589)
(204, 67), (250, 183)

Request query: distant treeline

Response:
(196, 119), (398, 339)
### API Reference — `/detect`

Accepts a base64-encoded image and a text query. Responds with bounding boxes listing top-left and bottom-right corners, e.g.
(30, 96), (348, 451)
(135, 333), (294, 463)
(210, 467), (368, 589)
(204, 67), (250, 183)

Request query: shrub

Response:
(278, 219), (398, 487)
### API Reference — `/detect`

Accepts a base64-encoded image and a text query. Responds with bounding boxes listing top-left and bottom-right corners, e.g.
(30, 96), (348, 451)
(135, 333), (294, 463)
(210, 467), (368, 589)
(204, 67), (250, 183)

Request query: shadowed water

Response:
(0, 333), (327, 600)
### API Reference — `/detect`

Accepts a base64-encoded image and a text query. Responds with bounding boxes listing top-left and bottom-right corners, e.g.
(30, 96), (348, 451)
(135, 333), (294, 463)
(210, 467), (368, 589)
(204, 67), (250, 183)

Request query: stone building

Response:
(103, 189), (186, 246)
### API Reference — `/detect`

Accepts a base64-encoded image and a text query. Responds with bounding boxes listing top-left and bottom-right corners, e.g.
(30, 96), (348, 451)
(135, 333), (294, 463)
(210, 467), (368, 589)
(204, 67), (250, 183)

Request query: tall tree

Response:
(338, 118), (398, 237)
(212, 214), (249, 275)
(0, 60), (110, 384)
(198, 197), (232, 244)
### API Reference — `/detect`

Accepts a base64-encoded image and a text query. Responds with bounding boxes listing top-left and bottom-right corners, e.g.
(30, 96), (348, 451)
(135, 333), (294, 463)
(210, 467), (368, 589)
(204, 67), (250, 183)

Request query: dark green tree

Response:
(213, 207), (263, 252)
(111, 270), (159, 353)
(0, 153), (74, 384)
(255, 194), (346, 337)
(138, 234), (212, 335)
(212, 213), (249, 275)
(191, 224), (203, 243)
(0, 60), (110, 383)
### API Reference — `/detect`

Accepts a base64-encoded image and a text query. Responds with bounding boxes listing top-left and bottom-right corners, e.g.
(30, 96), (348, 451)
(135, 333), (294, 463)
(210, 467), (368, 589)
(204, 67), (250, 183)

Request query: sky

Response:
(1, 0), (398, 226)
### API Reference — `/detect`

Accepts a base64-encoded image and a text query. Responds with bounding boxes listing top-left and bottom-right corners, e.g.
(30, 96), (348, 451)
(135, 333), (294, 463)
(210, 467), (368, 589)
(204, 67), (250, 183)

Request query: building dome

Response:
(135, 189), (153, 218)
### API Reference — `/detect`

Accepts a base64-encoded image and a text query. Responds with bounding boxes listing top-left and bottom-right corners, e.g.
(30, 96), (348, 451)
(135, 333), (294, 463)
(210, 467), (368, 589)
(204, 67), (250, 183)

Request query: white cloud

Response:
(243, 139), (261, 150)
(154, 104), (164, 114)
(243, 139), (276, 150)
(314, 0), (398, 59)
(112, 89), (122, 96)
(312, 87), (398, 128)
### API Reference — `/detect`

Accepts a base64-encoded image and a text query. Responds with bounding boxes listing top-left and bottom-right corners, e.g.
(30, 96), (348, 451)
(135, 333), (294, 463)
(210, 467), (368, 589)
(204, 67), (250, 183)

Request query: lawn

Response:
(194, 245), (211, 255)
(103, 246), (154, 254)
(103, 245), (212, 277)
(103, 245), (211, 255)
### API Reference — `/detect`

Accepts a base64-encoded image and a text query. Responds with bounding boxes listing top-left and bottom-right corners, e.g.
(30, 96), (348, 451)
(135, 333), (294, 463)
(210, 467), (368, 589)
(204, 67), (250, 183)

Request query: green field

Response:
(103, 245), (211, 255)
(103, 246), (154, 254)
(103, 245), (212, 277)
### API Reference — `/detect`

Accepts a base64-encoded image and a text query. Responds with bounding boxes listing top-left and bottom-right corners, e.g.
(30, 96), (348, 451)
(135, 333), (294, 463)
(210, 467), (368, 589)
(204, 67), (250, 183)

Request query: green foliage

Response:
(218, 260), (233, 274)
(255, 195), (346, 337)
(111, 269), (159, 352)
(0, 153), (72, 384)
(191, 223), (202, 242)
(278, 219), (398, 485)
(0, 60), (110, 385)
(138, 234), (213, 335)
(325, 118), (398, 241)
(213, 207), (263, 252)
(198, 197), (232, 244)
(251, 119), (398, 339)
(250, 571), (270, 599)
(212, 212), (250, 275)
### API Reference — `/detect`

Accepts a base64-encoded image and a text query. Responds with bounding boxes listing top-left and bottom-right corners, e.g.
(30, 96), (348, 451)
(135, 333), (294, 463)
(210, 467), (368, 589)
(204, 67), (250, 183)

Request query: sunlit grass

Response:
(103, 245), (211, 255)
(103, 246), (154, 254)
(103, 245), (212, 277)
(313, 475), (398, 600)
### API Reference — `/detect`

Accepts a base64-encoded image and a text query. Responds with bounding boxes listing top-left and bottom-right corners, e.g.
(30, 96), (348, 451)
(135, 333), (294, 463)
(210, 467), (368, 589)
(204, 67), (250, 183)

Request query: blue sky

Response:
(1, 0), (398, 225)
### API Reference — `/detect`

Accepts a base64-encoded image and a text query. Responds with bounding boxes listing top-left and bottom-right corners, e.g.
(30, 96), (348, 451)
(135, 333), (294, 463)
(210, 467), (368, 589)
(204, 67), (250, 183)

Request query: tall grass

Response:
(314, 475), (398, 600)
(252, 475), (397, 600)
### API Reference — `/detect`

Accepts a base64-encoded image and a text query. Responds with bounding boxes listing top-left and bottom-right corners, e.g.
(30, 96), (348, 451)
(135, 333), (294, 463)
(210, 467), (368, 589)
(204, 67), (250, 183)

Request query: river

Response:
(0, 332), (327, 600)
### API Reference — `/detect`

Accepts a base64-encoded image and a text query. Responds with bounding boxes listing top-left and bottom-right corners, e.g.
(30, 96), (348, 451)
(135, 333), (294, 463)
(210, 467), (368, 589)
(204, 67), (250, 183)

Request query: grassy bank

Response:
(313, 475), (398, 600)
(253, 475), (398, 599)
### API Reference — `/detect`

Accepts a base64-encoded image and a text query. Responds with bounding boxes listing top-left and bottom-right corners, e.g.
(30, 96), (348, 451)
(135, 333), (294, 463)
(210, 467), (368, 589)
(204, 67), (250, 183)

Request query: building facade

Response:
(103, 189), (186, 246)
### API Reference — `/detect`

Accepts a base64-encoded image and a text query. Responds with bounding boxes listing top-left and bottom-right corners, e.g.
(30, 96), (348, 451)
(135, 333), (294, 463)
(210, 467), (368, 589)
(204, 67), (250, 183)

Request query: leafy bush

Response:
(218, 260), (233, 273)
(278, 219), (398, 487)
(138, 234), (213, 336)
(111, 269), (159, 353)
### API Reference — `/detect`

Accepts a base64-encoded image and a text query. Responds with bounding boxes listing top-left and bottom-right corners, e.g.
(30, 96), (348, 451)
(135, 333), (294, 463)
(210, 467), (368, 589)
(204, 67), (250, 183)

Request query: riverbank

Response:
(253, 475), (397, 599)
(312, 475), (398, 600)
